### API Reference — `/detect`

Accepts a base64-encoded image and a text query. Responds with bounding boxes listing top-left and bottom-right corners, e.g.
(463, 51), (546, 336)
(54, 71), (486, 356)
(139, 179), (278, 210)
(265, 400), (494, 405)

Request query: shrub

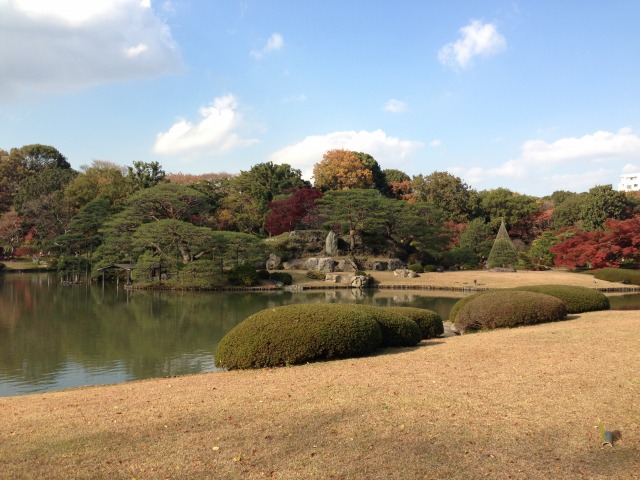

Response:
(594, 267), (640, 286)
(454, 290), (567, 333)
(168, 260), (226, 289)
(423, 265), (437, 272)
(306, 270), (326, 280)
(514, 285), (609, 313)
(353, 305), (422, 347)
(408, 264), (424, 274)
(387, 307), (444, 339)
(448, 291), (493, 322)
(227, 265), (259, 286)
(269, 271), (293, 285)
(214, 304), (383, 369)
(257, 269), (270, 280)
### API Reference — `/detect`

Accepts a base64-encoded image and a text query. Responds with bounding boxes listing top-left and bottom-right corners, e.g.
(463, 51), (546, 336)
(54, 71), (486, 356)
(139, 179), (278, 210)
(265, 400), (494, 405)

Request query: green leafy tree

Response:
(318, 189), (386, 251)
(353, 152), (387, 192)
(14, 167), (77, 213)
(54, 198), (112, 256)
(477, 188), (539, 227)
(127, 161), (167, 191)
(19, 193), (75, 251)
(528, 231), (558, 267)
(64, 161), (130, 208)
(383, 168), (410, 183)
(412, 171), (478, 222)
(132, 219), (213, 264)
(459, 218), (496, 261)
(551, 193), (586, 230)
(579, 184), (633, 231)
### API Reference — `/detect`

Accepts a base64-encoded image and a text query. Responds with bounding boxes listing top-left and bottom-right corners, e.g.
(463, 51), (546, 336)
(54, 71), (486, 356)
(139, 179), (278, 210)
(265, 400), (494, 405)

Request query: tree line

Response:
(1, 144), (639, 284)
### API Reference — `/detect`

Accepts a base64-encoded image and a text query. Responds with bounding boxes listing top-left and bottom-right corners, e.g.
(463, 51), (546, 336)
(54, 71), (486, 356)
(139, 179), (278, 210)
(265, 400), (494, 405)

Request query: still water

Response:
(0, 273), (463, 397)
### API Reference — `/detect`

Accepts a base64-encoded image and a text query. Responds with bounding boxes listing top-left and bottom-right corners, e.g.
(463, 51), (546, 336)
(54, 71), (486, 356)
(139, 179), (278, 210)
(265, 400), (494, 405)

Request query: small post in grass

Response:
(598, 420), (613, 447)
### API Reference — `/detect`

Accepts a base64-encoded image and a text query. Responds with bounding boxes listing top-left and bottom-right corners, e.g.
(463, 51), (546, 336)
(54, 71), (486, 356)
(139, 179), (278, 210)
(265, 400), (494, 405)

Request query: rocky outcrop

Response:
(265, 253), (281, 270)
(393, 268), (419, 278)
(305, 257), (335, 272)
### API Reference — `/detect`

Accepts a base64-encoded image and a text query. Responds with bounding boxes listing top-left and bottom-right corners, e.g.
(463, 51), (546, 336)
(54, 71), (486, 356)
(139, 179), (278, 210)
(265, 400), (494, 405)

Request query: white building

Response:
(619, 173), (640, 192)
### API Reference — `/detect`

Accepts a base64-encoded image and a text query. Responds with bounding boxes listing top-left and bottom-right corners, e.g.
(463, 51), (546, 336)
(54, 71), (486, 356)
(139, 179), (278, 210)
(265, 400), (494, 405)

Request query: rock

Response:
(370, 261), (388, 271)
(282, 259), (306, 270)
(265, 253), (281, 270)
(325, 231), (338, 256)
(324, 273), (349, 283)
(393, 268), (419, 278)
(336, 258), (358, 272)
(305, 257), (335, 272)
(350, 275), (369, 288)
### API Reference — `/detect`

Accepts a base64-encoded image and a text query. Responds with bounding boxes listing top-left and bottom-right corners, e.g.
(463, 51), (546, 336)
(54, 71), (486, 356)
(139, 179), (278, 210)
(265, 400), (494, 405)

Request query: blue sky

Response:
(1, 0), (640, 196)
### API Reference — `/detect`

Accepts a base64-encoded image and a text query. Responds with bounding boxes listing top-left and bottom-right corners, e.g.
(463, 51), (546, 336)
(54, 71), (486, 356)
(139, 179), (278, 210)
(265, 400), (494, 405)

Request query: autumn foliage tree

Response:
(313, 149), (375, 191)
(550, 215), (640, 269)
(265, 188), (323, 236)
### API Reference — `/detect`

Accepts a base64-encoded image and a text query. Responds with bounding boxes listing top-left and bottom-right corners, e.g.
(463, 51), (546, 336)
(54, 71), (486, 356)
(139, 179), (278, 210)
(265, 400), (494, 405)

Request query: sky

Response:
(1, 0), (640, 197)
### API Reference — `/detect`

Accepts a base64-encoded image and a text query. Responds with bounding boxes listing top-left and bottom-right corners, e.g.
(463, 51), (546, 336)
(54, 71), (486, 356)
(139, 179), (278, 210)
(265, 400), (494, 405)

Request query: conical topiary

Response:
(487, 219), (518, 268)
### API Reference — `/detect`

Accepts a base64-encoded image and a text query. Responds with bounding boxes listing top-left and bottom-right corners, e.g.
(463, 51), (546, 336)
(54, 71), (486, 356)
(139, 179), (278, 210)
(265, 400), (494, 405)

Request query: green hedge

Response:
(353, 305), (422, 347)
(454, 290), (567, 333)
(214, 304), (383, 369)
(306, 270), (326, 280)
(387, 307), (444, 339)
(448, 291), (492, 322)
(514, 285), (609, 313)
(594, 267), (640, 286)
(269, 271), (293, 285)
(227, 265), (259, 286)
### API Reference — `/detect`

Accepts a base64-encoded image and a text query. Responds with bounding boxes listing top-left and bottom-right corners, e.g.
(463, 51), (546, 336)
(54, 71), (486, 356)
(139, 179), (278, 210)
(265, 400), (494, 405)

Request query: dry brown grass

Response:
(2, 308), (639, 479)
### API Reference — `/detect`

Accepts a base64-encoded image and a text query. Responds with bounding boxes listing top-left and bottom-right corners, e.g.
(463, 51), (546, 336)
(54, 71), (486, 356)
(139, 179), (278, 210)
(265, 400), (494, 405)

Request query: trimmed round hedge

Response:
(387, 307), (444, 339)
(454, 290), (567, 333)
(513, 285), (609, 313)
(594, 267), (640, 286)
(448, 291), (492, 322)
(214, 304), (382, 369)
(352, 305), (422, 347)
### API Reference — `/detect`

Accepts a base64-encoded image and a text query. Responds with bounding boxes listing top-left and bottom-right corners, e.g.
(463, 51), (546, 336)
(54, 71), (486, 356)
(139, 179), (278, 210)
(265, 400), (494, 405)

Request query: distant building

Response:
(619, 173), (640, 191)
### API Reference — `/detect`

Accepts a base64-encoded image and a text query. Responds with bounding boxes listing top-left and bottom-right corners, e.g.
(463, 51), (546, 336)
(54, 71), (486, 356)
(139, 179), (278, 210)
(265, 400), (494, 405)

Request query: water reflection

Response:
(0, 273), (465, 396)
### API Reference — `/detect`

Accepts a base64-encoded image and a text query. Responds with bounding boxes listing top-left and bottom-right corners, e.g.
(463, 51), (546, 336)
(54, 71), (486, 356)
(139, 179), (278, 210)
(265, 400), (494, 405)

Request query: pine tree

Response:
(487, 219), (518, 268)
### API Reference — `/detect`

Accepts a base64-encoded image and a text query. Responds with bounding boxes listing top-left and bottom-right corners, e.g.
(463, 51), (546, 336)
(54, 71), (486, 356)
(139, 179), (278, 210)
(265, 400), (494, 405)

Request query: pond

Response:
(0, 273), (464, 397)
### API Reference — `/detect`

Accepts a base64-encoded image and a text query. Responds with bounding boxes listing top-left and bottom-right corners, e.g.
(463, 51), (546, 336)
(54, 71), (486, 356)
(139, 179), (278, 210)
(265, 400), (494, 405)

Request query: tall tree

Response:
(353, 152), (386, 192)
(412, 171), (478, 222)
(54, 198), (112, 256)
(64, 161), (130, 208)
(318, 189), (386, 251)
(265, 188), (323, 236)
(551, 193), (586, 230)
(126, 161), (167, 191)
(313, 149), (375, 191)
(579, 184), (633, 231)
(477, 188), (539, 227)
(14, 167), (77, 213)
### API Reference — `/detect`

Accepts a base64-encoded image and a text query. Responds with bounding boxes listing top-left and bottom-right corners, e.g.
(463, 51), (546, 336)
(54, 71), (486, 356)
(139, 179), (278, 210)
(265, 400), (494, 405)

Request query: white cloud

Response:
(438, 20), (506, 69)
(622, 163), (640, 173)
(429, 139), (443, 147)
(268, 129), (423, 180)
(0, 0), (181, 99)
(520, 128), (640, 165)
(449, 128), (640, 194)
(250, 33), (284, 59)
(153, 94), (258, 157)
(383, 99), (407, 113)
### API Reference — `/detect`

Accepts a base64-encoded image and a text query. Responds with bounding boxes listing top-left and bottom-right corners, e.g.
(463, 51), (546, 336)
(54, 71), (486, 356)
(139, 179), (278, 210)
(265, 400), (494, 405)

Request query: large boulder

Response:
(265, 253), (281, 270)
(351, 275), (370, 288)
(394, 268), (419, 278)
(282, 259), (306, 270)
(324, 273), (349, 284)
(325, 231), (338, 256)
(305, 257), (335, 272)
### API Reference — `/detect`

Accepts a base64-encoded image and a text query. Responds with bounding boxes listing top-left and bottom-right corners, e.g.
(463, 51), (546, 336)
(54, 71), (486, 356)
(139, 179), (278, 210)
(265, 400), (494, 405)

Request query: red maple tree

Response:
(551, 215), (640, 269)
(265, 188), (323, 236)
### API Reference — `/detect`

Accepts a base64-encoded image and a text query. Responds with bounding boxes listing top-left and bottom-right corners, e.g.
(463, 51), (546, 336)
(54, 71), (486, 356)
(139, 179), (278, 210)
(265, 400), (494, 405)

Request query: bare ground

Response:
(1, 271), (639, 479)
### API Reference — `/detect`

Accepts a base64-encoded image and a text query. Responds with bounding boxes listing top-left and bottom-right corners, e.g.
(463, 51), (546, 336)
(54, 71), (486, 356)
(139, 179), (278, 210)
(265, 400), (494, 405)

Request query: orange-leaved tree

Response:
(312, 149), (374, 191)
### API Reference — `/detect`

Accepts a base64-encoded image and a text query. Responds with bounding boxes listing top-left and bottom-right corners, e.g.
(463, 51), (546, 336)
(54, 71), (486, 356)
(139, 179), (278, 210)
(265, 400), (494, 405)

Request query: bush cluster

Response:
(214, 304), (383, 369)
(514, 285), (609, 313)
(227, 265), (259, 286)
(353, 305), (422, 347)
(169, 260), (226, 289)
(453, 290), (567, 333)
(408, 264), (424, 273)
(269, 271), (293, 285)
(306, 270), (326, 280)
(387, 307), (444, 339)
(215, 303), (428, 369)
(594, 267), (640, 286)
(448, 291), (492, 322)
